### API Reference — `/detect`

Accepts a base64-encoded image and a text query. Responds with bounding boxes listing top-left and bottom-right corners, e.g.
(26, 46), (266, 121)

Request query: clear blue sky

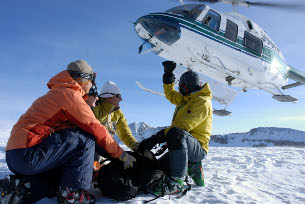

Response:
(0, 0), (304, 134)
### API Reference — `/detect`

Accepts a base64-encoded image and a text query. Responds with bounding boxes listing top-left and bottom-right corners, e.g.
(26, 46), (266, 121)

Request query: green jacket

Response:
(92, 99), (138, 149)
(164, 83), (213, 153)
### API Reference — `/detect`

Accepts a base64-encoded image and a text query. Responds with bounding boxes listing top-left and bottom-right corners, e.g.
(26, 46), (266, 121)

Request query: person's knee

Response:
(63, 128), (95, 147)
(166, 127), (187, 150)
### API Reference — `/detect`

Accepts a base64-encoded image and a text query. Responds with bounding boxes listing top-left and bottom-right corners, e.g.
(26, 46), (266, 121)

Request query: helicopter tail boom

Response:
(283, 66), (305, 89)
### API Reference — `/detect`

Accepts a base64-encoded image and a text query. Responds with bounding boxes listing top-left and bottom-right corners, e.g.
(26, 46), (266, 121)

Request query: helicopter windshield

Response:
(166, 4), (206, 21)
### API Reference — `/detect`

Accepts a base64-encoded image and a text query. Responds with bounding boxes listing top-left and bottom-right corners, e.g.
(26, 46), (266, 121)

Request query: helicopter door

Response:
(243, 31), (263, 56)
(202, 10), (221, 31)
(225, 20), (238, 43)
(200, 10), (221, 60)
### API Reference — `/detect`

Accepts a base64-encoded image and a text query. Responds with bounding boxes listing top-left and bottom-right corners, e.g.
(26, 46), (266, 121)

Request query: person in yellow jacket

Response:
(92, 81), (153, 164)
(138, 61), (213, 195)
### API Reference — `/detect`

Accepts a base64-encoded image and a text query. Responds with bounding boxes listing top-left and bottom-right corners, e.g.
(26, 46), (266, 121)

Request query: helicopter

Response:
(133, 0), (305, 116)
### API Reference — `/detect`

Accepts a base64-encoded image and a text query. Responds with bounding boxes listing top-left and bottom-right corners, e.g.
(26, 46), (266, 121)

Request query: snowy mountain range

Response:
(114, 123), (305, 148)
(112, 122), (166, 145)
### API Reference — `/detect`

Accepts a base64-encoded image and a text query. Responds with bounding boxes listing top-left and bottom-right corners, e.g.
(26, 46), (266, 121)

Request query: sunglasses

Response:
(69, 71), (96, 81)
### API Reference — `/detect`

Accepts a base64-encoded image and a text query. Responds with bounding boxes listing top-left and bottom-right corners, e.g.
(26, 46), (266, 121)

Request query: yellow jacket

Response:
(92, 99), (138, 149)
(164, 83), (213, 153)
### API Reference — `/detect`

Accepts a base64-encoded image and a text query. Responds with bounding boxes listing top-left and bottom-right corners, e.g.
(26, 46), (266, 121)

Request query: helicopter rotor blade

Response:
(243, 1), (305, 11)
(172, 0), (222, 3)
(173, 0), (305, 12)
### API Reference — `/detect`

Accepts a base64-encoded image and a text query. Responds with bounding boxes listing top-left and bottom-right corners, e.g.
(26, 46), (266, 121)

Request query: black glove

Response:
(138, 129), (166, 152)
(162, 61), (176, 84)
(162, 61), (176, 73)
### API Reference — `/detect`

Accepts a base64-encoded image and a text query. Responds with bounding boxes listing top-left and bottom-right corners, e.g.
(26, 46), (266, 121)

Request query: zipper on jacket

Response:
(49, 127), (55, 135)
(172, 107), (181, 123)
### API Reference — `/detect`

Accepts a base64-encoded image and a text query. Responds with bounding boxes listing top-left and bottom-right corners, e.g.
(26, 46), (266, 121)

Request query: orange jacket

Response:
(6, 71), (123, 158)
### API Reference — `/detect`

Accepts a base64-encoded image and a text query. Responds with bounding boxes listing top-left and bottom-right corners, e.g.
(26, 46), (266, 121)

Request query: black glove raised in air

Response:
(162, 61), (176, 73)
(162, 61), (176, 84)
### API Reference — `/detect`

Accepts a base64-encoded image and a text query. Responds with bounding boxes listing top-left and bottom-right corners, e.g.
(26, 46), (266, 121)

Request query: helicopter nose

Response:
(135, 14), (181, 46)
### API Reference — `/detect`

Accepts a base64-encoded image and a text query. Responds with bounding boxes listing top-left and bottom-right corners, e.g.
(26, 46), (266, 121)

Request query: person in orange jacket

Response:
(1, 60), (135, 204)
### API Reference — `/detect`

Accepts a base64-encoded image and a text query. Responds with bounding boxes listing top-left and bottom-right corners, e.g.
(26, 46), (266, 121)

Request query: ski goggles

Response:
(99, 93), (121, 99)
(68, 71), (96, 81)
(114, 94), (121, 99)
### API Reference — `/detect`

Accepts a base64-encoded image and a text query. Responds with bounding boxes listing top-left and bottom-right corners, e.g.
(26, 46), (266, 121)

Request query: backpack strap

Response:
(143, 193), (162, 203)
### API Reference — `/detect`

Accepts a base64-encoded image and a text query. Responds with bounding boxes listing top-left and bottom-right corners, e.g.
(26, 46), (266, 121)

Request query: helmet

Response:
(99, 81), (121, 98)
(179, 71), (200, 96)
(67, 60), (96, 81)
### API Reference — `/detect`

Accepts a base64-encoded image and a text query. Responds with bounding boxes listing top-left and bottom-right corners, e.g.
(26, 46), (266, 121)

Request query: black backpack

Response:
(95, 151), (166, 202)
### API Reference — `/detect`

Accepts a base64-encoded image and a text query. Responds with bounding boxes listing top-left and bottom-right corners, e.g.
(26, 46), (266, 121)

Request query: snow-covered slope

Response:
(0, 128), (10, 148)
(211, 127), (305, 147)
(1, 124), (305, 203)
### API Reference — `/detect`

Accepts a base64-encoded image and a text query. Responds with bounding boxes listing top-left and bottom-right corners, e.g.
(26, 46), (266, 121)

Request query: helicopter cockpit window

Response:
(244, 31), (263, 55)
(225, 20), (238, 42)
(202, 10), (221, 31)
(166, 4), (206, 21)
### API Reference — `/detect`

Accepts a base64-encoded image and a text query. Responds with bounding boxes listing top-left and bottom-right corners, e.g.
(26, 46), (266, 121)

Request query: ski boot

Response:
(152, 176), (184, 196)
(57, 187), (96, 204)
(0, 175), (30, 204)
(188, 161), (205, 186)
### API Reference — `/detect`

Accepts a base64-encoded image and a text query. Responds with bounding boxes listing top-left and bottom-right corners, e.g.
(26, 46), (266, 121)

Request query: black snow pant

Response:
(159, 127), (207, 178)
(6, 128), (95, 203)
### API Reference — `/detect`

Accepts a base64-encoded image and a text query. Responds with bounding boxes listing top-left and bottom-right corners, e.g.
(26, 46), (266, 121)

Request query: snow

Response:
(1, 125), (305, 203)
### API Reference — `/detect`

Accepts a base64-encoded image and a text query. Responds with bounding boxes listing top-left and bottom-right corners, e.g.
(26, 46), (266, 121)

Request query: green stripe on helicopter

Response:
(148, 13), (288, 78)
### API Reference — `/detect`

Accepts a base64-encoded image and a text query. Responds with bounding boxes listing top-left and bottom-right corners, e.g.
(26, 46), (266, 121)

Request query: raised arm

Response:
(162, 61), (183, 105)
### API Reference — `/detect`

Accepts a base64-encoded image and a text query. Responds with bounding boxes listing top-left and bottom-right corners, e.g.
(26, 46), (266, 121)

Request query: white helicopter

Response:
(134, 0), (305, 116)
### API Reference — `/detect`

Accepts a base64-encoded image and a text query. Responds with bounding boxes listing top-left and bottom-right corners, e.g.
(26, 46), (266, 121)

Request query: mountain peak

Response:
(128, 122), (151, 133)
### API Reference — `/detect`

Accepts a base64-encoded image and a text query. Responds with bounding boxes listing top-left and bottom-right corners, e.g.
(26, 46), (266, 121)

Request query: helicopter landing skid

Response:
(213, 109), (231, 116)
(272, 95), (298, 102)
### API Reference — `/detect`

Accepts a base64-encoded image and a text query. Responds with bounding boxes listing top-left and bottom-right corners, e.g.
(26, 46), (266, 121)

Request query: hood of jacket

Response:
(185, 83), (212, 101)
(47, 70), (85, 96)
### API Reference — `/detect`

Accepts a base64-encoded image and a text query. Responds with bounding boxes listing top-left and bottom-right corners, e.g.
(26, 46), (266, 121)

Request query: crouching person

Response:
(1, 60), (135, 204)
(91, 81), (153, 169)
(138, 61), (213, 195)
